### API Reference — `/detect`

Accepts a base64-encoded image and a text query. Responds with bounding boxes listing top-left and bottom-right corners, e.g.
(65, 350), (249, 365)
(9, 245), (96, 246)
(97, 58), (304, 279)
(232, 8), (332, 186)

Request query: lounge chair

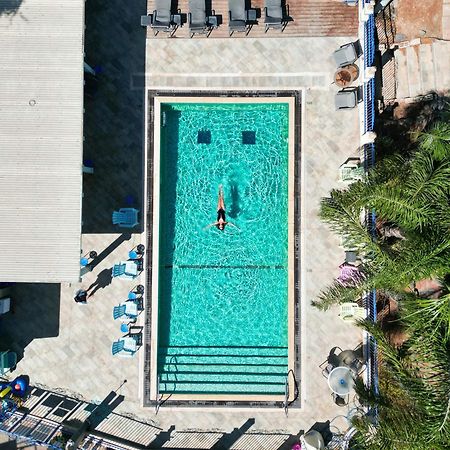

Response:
(338, 302), (366, 323)
(333, 42), (358, 67)
(113, 302), (138, 321)
(189, 0), (210, 37)
(228, 0), (248, 36)
(335, 87), (359, 110)
(112, 208), (139, 228)
(151, 0), (173, 35)
(111, 337), (138, 357)
(265, 0), (288, 32)
(112, 261), (139, 280)
(339, 157), (364, 183)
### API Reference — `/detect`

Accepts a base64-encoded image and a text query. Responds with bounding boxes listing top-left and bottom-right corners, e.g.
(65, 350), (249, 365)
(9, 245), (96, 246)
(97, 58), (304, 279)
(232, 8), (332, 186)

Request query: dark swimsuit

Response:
(217, 208), (226, 222)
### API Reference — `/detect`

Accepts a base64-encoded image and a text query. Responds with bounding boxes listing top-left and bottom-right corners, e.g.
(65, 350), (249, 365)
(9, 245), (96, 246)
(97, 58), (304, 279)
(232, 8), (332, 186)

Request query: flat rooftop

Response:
(0, 0), (84, 283)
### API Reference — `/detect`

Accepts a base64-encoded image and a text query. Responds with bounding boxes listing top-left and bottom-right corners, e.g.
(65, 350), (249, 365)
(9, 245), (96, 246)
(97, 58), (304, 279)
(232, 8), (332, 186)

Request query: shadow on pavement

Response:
(0, 284), (60, 365)
(81, 0), (147, 234)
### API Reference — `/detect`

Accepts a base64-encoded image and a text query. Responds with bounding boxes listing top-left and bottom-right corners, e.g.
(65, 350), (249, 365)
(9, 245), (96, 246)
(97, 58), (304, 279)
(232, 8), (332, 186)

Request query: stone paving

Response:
(0, 0), (364, 447)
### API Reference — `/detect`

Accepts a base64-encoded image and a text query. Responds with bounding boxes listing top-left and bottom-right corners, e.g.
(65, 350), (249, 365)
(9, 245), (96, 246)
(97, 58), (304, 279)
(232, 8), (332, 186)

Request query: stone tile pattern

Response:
(145, 36), (355, 91)
(146, 0), (358, 38)
(3, 0), (363, 447)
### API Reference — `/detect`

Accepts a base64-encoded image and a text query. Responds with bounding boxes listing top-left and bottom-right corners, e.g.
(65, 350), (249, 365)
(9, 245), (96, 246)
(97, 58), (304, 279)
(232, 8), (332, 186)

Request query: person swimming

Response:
(204, 184), (238, 231)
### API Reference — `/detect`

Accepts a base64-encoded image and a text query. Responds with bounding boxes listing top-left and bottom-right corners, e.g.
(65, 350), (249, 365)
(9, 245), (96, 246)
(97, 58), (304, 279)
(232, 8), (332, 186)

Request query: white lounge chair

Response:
(338, 302), (366, 322)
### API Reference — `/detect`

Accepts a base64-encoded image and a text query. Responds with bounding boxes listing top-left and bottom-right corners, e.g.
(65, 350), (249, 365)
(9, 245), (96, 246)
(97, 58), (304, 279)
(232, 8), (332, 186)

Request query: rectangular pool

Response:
(150, 97), (295, 401)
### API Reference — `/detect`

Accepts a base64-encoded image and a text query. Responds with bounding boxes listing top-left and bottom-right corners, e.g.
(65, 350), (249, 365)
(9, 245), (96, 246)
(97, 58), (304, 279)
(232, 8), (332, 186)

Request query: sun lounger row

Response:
(141, 0), (291, 37)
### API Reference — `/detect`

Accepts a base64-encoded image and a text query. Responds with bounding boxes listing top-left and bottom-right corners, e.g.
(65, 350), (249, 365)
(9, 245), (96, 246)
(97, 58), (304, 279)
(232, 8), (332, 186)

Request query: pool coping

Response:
(144, 90), (302, 408)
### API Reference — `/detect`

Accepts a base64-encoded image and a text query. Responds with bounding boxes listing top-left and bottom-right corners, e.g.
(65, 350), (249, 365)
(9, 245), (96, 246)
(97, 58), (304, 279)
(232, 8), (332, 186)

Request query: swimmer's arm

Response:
(227, 221), (240, 230)
(203, 222), (219, 230)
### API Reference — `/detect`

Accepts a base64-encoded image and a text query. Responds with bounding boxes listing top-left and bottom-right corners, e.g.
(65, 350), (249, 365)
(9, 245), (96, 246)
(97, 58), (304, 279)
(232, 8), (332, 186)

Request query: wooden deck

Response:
(146, 0), (358, 39)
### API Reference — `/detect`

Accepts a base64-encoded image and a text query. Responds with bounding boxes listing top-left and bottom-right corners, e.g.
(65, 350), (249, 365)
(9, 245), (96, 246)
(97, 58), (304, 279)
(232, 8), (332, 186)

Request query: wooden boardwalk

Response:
(146, 0), (358, 38)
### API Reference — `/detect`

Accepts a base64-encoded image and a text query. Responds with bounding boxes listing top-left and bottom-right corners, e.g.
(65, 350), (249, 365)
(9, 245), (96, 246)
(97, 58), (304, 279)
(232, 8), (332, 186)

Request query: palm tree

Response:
(314, 119), (450, 310)
(349, 321), (450, 449)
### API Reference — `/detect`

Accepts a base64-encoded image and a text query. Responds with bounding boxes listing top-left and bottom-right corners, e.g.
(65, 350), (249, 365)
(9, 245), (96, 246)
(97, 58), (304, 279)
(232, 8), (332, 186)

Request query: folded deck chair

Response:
(265, 0), (285, 32)
(112, 208), (139, 228)
(229, 0), (247, 35)
(333, 42), (358, 67)
(335, 88), (358, 110)
(338, 302), (366, 323)
(111, 337), (138, 357)
(189, 0), (208, 37)
(151, 0), (172, 35)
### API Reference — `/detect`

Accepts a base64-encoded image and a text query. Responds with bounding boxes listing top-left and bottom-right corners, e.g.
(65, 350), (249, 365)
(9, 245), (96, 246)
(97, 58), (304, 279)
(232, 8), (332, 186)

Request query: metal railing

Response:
(364, 14), (376, 68)
(364, 78), (376, 133)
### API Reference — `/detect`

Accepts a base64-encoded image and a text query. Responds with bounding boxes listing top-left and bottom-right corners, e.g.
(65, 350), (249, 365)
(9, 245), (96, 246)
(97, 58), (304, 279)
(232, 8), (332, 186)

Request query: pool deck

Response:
(1, 0), (364, 447)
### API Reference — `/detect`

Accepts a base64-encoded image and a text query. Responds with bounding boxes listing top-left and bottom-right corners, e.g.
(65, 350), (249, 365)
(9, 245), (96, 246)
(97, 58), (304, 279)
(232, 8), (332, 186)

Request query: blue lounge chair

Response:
(113, 302), (138, 321)
(112, 208), (139, 228)
(111, 337), (138, 357)
(112, 261), (139, 280)
(113, 305), (127, 320)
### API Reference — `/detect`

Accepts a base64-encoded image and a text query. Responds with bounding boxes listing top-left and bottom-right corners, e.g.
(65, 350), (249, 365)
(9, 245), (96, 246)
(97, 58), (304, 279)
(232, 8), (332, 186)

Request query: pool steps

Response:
(158, 345), (288, 395)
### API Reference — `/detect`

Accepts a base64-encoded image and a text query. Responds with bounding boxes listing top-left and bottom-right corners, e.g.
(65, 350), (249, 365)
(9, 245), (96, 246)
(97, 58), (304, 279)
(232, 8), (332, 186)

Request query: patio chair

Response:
(339, 158), (364, 183)
(338, 302), (366, 323)
(335, 87), (359, 110)
(111, 336), (138, 357)
(333, 42), (358, 67)
(151, 0), (173, 35)
(319, 346), (343, 378)
(264, 0), (288, 32)
(112, 261), (139, 280)
(332, 392), (349, 407)
(189, 0), (210, 37)
(112, 208), (139, 228)
(228, 0), (248, 36)
(300, 430), (325, 450)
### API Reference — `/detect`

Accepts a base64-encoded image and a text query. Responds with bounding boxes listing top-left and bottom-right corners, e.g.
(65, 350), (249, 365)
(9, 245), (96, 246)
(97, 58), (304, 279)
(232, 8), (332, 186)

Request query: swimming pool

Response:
(150, 97), (295, 400)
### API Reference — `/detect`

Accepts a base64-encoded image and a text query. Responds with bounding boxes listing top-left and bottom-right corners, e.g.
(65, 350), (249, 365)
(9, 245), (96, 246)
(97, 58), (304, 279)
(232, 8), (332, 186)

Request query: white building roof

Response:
(0, 0), (84, 282)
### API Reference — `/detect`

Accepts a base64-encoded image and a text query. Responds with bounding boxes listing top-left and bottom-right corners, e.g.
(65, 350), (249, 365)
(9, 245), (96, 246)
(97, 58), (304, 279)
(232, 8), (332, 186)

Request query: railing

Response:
(364, 14), (376, 68)
(364, 78), (376, 133)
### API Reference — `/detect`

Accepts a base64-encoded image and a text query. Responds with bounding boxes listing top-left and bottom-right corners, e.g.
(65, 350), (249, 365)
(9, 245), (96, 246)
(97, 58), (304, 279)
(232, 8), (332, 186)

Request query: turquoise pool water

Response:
(157, 102), (291, 395)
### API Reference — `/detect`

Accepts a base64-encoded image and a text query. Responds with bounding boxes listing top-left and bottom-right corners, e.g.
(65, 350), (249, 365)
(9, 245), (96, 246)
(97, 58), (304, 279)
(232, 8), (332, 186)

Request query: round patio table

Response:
(334, 64), (359, 87)
(328, 366), (354, 396)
